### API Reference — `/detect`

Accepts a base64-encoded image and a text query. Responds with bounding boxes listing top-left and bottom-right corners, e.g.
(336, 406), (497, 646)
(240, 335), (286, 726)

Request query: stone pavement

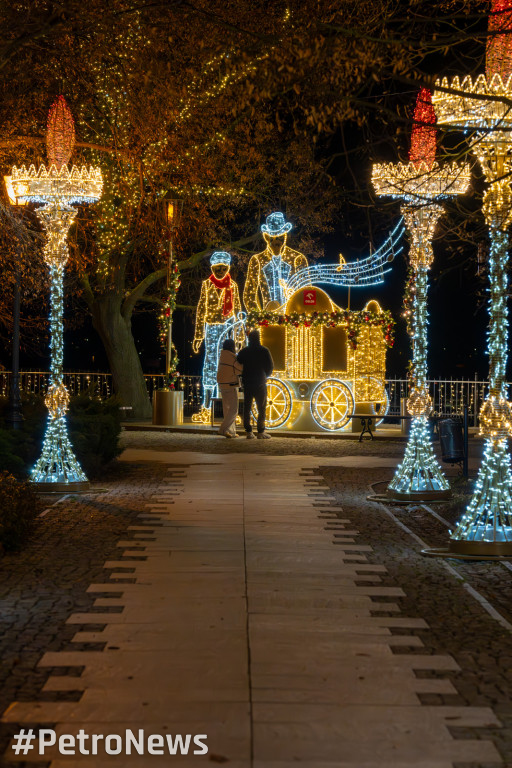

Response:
(1, 449), (504, 767)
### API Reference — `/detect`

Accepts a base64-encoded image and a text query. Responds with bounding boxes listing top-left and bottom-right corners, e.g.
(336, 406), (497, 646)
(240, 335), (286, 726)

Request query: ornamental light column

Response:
(372, 88), (471, 501)
(432, 0), (512, 554)
(11, 96), (102, 491)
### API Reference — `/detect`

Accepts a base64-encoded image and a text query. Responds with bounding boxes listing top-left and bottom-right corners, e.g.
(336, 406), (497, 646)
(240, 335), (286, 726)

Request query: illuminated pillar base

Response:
(31, 416), (89, 491)
(449, 438), (512, 555)
(387, 417), (451, 501)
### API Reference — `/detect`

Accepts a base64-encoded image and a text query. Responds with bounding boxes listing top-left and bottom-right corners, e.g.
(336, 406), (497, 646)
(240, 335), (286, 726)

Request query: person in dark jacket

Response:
(237, 329), (274, 439)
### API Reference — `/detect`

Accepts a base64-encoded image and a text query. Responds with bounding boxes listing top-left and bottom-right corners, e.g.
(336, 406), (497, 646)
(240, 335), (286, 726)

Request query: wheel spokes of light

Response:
(432, 0), (512, 554)
(10, 96), (103, 489)
(372, 88), (471, 501)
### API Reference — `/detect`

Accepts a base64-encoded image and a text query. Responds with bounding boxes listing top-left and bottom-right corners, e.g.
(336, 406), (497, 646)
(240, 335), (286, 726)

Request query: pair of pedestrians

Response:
(216, 330), (273, 439)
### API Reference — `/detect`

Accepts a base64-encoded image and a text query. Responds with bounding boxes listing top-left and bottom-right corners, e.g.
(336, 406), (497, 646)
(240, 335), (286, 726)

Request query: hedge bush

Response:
(68, 394), (123, 477)
(0, 472), (41, 551)
(0, 393), (122, 479)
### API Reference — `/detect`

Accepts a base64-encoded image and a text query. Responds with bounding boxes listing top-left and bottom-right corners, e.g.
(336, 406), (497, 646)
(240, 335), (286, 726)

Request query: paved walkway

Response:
(3, 452), (501, 766)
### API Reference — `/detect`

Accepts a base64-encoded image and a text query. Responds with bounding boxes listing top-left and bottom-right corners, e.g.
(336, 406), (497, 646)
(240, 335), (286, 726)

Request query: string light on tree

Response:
(11, 96), (103, 491)
(372, 88), (471, 501)
(432, 0), (512, 555)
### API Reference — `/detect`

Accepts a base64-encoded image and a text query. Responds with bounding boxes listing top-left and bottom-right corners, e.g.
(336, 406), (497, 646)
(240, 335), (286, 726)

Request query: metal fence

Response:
(385, 377), (488, 426)
(0, 372), (203, 417)
(0, 371), (491, 425)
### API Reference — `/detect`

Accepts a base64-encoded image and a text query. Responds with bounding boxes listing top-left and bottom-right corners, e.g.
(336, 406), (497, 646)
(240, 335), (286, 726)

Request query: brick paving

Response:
(0, 460), (171, 765)
(0, 433), (509, 766)
(320, 464), (512, 766)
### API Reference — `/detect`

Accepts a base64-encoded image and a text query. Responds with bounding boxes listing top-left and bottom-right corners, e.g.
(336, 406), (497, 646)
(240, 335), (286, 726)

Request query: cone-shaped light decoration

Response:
(432, 0), (512, 555)
(372, 90), (471, 501)
(47, 95), (76, 170)
(487, 0), (512, 82)
(409, 87), (437, 169)
(10, 99), (102, 491)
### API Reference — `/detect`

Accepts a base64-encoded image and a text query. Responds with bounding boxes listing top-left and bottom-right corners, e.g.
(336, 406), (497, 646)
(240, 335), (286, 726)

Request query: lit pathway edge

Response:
(2, 453), (502, 766)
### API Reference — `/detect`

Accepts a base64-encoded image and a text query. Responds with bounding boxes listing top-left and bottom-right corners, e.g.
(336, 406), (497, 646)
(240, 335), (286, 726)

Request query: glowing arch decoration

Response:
(11, 99), (102, 490)
(432, 0), (512, 555)
(372, 89), (471, 501)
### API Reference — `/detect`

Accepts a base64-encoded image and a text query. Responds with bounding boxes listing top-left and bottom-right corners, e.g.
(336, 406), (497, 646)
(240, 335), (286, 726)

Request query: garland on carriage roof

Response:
(246, 307), (395, 350)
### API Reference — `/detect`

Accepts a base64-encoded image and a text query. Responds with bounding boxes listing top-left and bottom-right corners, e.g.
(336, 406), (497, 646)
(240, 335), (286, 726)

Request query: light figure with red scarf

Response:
(193, 251), (244, 409)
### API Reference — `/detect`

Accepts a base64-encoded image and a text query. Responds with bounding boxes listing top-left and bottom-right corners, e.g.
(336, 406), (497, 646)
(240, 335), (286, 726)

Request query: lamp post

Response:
(162, 198), (182, 388)
(10, 96), (102, 491)
(372, 89), (471, 501)
(4, 175), (27, 430)
(432, 0), (512, 555)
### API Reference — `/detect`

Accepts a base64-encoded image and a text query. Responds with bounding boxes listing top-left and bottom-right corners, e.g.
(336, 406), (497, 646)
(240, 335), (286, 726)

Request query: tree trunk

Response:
(91, 294), (152, 419)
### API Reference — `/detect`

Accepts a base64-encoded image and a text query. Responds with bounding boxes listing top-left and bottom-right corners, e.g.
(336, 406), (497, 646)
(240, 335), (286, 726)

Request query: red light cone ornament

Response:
(46, 95), (75, 170)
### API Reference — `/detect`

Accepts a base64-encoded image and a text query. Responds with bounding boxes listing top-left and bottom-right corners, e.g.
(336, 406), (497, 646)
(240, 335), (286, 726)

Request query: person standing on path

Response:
(216, 338), (243, 438)
(237, 329), (274, 439)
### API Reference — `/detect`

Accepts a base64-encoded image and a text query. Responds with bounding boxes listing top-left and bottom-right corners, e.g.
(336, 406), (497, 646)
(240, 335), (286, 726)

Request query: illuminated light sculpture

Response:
(283, 219), (404, 295)
(372, 88), (471, 501)
(243, 210), (404, 309)
(192, 251), (245, 422)
(432, 0), (512, 554)
(243, 212), (309, 311)
(236, 209), (402, 432)
(11, 96), (103, 491)
(247, 288), (393, 432)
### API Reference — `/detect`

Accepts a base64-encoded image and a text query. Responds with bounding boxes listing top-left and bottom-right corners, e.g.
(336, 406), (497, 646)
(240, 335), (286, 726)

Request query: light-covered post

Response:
(11, 96), (102, 491)
(372, 89), (470, 501)
(433, 0), (512, 555)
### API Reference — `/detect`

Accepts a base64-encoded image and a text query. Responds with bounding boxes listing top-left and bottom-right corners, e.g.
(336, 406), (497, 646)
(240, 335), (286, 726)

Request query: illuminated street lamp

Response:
(3, 175), (27, 429)
(10, 96), (102, 491)
(372, 89), (471, 501)
(432, 0), (512, 555)
(162, 197), (183, 387)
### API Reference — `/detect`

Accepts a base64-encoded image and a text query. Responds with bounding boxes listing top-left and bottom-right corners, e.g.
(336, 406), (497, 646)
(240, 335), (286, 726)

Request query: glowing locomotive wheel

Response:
(251, 377), (292, 429)
(311, 379), (354, 431)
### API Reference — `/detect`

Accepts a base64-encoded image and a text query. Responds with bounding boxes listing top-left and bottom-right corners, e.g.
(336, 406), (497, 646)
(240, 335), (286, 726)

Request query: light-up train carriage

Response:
(248, 287), (392, 432)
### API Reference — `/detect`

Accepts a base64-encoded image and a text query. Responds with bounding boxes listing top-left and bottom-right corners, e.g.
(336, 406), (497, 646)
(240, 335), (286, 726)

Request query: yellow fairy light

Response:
(247, 289), (391, 431)
(192, 252), (244, 416)
(243, 212), (308, 311)
(45, 381), (70, 418)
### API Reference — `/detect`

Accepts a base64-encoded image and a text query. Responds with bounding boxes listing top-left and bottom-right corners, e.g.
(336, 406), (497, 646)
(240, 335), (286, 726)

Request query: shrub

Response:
(68, 395), (122, 477)
(0, 472), (41, 551)
(0, 394), (122, 479)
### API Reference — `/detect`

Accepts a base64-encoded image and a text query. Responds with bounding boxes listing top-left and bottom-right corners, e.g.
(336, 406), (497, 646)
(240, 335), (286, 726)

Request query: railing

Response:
(0, 372), (203, 417)
(385, 377), (489, 427)
(0, 371), (492, 426)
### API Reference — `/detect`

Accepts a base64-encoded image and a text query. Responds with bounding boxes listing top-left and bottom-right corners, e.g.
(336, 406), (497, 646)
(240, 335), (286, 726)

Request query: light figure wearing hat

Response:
(243, 212), (308, 311)
(193, 251), (244, 409)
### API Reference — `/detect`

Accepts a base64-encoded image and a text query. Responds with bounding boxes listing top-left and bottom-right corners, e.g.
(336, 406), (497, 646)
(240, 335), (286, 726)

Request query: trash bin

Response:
(152, 389), (184, 426)
(400, 398), (411, 435)
(438, 417), (464, 463)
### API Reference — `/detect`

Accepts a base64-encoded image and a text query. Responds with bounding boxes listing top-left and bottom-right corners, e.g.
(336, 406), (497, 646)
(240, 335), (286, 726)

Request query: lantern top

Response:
(372, 161), (471, 203)
(10, 164), (103, 205)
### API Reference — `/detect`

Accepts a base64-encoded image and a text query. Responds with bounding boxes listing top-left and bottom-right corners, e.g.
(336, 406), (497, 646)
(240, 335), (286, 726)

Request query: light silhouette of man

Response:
(243, 212), (308, 311)
(193, 251), (244, 409)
